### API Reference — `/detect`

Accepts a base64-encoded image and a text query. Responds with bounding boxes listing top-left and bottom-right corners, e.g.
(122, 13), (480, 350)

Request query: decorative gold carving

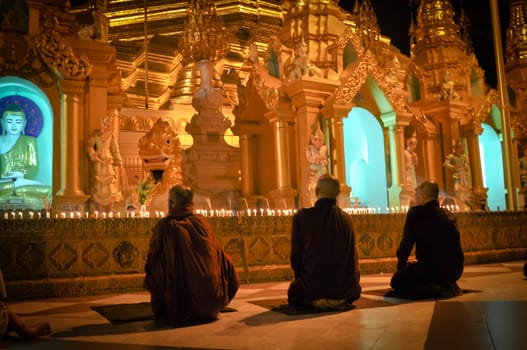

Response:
(506, 1), (527, 65)
(286, 38), (322, 81)
(472, 89), (499, 124)
(248, 43), (280, 111)
(415, 0), (458, 41)
(120, 115), (155, 132)
(34, 14), (92, 80)
(0, 35), (55, 87)
(178, 0), (230, 64)
(137, 119), (184, 212)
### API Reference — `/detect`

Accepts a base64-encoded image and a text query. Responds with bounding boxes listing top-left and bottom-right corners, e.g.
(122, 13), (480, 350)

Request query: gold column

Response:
(465, 128), (488, 209)
(265, 108), (297, 209)
(53, 80), (89, 214)
(490, 0), (518, 209)
(423, 133), (441, 183)
(321, 100), (352, 208)
(381, 112), (406, 208)
(239, 134), (255, 196)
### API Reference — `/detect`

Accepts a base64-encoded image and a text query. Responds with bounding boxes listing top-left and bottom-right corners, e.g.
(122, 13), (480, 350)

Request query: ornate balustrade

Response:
(1, 211), (526, 300)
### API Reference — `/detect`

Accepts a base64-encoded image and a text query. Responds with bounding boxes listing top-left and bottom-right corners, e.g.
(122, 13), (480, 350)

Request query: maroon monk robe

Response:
(144, 206), (240, 325)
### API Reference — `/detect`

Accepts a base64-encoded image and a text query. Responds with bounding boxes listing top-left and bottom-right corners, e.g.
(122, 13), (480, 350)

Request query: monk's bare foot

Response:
(19, 322), (51, 339)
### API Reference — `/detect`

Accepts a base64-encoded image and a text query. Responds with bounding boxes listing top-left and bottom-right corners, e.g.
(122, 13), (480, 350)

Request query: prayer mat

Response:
(91, 302), (154, 323)
(362, 288), (482, 300)
(91, 303), (238, 324)
(248, 297), (395, 316)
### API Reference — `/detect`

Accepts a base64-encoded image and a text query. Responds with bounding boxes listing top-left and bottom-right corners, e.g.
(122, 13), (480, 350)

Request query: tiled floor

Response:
(1, 261), (526, 350)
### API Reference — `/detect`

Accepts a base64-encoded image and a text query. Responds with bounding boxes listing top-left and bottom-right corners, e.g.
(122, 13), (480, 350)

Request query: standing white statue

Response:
(87, 112), (123, 212)
(404, 135), (418, 189)
(306, 126), (328, 205)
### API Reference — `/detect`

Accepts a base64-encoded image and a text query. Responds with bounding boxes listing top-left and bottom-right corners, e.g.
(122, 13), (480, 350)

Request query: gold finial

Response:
(178, 0), (230, 64)
(506, 0), (527, 65)
(357, 0), (381, 50)
(415, 0), (459, 41)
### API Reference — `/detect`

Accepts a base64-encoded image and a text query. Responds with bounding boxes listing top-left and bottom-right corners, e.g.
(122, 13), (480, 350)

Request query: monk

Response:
(144, 185), (240, 326)
(391, 181), (464, 298)
(288, 174), (361, 311)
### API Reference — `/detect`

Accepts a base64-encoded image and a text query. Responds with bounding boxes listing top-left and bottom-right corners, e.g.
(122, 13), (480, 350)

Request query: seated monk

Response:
(0, 103), (50, 199)
(144, 185), (240, 326)
(391, 181), (464, 299)
(288, 174), (361, 311)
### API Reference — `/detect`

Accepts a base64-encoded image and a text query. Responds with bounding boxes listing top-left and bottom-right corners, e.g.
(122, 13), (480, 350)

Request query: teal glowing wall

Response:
(343, 107), (388, 212)
(479, 123), (506, 211)
(0, 76), (53, 188)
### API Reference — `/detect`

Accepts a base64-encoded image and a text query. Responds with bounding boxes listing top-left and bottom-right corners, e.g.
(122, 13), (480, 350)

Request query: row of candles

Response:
(1, 208), (297, 220)
(1, 204), (464, 220)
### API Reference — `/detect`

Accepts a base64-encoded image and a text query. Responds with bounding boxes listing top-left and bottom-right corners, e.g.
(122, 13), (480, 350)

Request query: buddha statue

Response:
(0, 103), (50, 200)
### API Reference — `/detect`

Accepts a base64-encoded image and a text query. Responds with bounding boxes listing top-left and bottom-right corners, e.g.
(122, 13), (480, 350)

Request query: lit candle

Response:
(29, 211), (34, 219)
(102, 212), (107, 219)
(94, 211), (99, 219)
(61, 213), (66, 219)
(85, 211), (89, 218)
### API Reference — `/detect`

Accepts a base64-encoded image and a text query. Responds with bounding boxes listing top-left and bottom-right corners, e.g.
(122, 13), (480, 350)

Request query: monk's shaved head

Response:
(169, 185), (193, 209)
(315, 174), (340, 199)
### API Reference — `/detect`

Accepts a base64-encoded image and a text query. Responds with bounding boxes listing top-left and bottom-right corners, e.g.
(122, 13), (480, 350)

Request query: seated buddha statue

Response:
(0, 103), (50, 200)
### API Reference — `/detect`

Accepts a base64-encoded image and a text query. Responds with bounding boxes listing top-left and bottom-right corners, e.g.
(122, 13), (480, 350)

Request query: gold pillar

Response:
(53, 80), (89, 214)
(490, 0), (518, 209)
(294, 104), (321, 208)
(423, 133), (441, 183)
(381, 112), (407, 208)
(320, 100), (351, 208)
(265, 108), (297, 209)
(465, 128), (488, 209)
(239, 134), (255, 196)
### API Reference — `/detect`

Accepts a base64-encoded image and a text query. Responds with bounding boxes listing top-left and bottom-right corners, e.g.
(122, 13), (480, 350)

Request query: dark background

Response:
(339, 0), (511, 89)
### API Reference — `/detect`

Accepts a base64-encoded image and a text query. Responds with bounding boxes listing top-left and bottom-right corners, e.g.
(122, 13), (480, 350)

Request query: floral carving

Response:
(34, 14), (91, 80)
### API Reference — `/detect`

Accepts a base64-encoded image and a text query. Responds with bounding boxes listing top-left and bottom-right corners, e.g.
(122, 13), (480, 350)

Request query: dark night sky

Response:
(339, 0), (511, 89)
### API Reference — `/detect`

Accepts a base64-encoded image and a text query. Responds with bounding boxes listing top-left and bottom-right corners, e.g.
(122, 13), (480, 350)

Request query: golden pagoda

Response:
(0, 0), (525, 213)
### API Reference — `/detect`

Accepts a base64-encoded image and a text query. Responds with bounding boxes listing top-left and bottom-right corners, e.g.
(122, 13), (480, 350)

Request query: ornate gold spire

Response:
(356, 0), (381, 50)
(414, 0), (459, 42)
(506, 0), (527, 66)
(458, 7), (474, 55)
(178, 0), (230, 64)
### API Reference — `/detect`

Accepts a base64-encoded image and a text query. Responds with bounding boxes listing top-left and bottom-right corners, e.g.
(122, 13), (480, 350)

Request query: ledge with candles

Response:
(0, 208), (526, 301)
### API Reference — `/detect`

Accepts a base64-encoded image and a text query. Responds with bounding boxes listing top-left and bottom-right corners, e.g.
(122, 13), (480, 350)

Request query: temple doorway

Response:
(343, 107), (388, 212)
(479, 123), (506, 210)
